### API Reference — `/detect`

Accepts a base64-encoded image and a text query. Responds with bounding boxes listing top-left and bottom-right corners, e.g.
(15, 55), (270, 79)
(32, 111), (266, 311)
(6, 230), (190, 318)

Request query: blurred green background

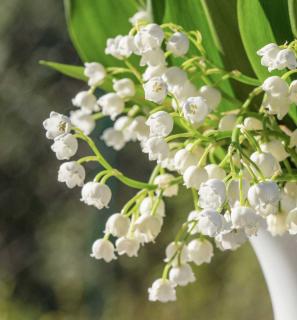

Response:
(0, 0), (273, 319)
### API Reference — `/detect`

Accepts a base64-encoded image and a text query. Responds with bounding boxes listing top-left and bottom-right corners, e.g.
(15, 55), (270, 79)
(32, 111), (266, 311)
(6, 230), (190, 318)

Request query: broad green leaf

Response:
(289, 0), (297, 38)
(64, 0), (137, 65)
(162, 0), (235, 105)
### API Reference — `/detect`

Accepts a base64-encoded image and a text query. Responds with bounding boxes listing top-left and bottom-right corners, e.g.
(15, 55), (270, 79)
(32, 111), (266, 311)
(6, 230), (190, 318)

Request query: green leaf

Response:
(64, 0), (138, 65)
(289, 0), (297, 38)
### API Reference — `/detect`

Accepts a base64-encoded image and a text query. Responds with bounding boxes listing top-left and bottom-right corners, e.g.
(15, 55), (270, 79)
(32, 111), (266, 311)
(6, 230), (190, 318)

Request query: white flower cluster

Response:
(42, 9), (297, 304)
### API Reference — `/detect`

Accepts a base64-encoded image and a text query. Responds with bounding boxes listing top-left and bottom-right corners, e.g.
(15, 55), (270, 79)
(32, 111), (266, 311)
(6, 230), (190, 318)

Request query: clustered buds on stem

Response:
(42, 8), (297, 303)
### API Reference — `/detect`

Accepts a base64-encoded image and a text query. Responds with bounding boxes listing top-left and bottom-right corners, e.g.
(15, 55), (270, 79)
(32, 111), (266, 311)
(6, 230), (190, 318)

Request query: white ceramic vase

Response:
(250, 229), (297, 320)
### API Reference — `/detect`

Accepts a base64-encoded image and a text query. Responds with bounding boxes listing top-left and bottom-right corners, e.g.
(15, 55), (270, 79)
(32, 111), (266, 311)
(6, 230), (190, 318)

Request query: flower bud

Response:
(105, 213), (130, 237)
(169, 263), (195, 286)
(98, 93), (125, 120)
(81, 182), (112, 210)
(205, 164), (226, 180)
(243, 117), (263, 131)
(101, 127), (125, 150)
(129, 10), (152, 26)
(146, 111), (173, 137)
(248, 181), (280, 217)
(90, 238), (116, 262)
(199, 179), (226, 210)
(72, 91), (98, 114)
(218, 114), (237, 131)
(84, 62), (106, 86)
(166, 32), (189, 57)
(182, 96), (209, 125)
(183, 166), (208, 189)
(43, 111), (71, 140)
(260, 140), (289, 162)
(116, 237), (140, 257)
(187, 239), (213, 265)
(143, 77), (168, 104)
(250, 151), (280, 178)
(154, 174), (179, 197)
(198, 85), (221, 111)
(51, 134), (78, 160)
(113, 78), (135, 99)
(58, 161), (85, 188)
(148, 279), (176, 303)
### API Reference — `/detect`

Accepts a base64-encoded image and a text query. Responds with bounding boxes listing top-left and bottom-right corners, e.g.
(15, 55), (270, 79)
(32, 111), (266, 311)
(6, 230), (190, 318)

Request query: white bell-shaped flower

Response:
(197, 209), (223, 237)
(90, 238), (116, 262)
(159, 149), (177, 172)
(205, 164), (226, 180)
(113, 78), (135, 99)
(257, 43), (280, 71)
(199, 179), (226, 210)
(84, 62), (106, 86)
(267, 212), (288, 236)
(287, 208), (297, 235)
(183, 166), (208, 189)
(165, 241), (189, 267)
(142, 136), (169, 161)
(187, 239), (214, 265)
(134, 23), (164, 53)
(182, 96), (209, 125)
(114, 116), (136, 142)
(250, 151), (280, 178)
(43, 111), (71, 140)
(169, 263), (195, 287)
(215, 229), (247, 251)
(146, 111), (173, 137)
(134, 215), (163, 243)
(231, 206), (259, 236)
(81, 182), (112, 210)
(129, 116), (150, 141)
(129, 10), (152, 26)
(116, 237), (140, 257)
(274, 48), (297, 70)
(148, 279), (176, 303)
(154, 174), (179, 197)
(248, 181), (280, 217)
(105, 35), (136, 59)
(143, 64), (167, 82)
(105, 213), (130, 237)
(243, 117), (263, 131)
(284, 182), (297, 198)
(218, 114), (237, 131)
(174, 148), (197, 174)
(101, 127), (125, 150)
(51, 134), (78, 160)
(263, 94), (291, 120)
(262, 76), (289, 97)
(139, 197), (165, 218)
(198, 86), (221, 111)
(162, 67), (188, 88)
(143, 77), (168, 104)
(140, 48), (166, 67)
(58, 161), (85, 188)
(166, 32), (189, 57)
(260, 140), (289, 162)
(70, 110), (95, 135)
(98, 93), (124, 120)
(72, 91), (98, 114)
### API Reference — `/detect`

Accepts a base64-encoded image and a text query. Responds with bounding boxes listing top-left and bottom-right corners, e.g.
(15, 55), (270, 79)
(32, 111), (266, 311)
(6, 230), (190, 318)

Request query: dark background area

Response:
(0, 1), (272, 319)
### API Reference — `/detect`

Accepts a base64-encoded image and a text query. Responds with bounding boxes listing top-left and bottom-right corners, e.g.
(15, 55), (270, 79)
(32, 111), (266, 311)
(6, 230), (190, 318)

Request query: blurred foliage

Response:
(0, 0), (272, 319)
